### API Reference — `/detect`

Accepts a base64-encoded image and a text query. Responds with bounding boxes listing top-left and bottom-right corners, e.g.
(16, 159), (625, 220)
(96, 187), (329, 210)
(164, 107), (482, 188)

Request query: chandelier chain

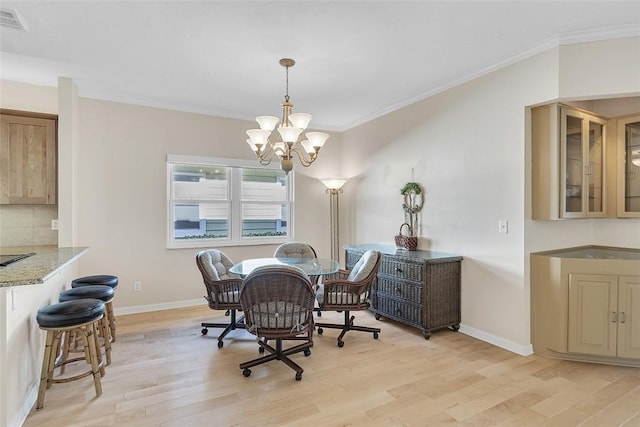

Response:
(284, 64), (290, 103)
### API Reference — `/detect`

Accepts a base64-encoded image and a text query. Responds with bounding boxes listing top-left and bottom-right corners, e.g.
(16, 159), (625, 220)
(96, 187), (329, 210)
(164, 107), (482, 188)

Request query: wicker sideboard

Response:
(345, 244), (463, 339)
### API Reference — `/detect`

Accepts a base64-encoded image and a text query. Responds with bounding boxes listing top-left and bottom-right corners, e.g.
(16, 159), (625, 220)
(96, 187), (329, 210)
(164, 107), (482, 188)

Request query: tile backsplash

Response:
(0, 205), (58, 247)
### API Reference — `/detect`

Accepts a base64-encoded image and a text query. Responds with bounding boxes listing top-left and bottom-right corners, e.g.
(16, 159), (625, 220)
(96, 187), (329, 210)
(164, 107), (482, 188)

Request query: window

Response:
(167, 154), (292, 248)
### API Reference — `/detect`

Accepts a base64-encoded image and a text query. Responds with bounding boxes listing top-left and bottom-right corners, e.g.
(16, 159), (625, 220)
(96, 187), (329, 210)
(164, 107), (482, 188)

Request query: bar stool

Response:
(71, 275), (118, 341)
(36, 299), (105, 409)
(59, 285), (114, 366)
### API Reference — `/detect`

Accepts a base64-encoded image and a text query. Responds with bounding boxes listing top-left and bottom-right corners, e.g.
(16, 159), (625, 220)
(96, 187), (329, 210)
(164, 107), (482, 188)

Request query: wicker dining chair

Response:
(315, 250), (382, 347)
(239, 264), (316, 381)
(273, 242), (319, 286)
(196, 249), (245, 348)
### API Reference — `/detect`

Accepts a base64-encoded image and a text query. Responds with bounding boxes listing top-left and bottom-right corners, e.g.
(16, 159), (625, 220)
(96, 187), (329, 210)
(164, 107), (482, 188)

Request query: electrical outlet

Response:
(498, 219), (508, 234)
(51, 219), (59, 230)
(133, 281), (142, 292)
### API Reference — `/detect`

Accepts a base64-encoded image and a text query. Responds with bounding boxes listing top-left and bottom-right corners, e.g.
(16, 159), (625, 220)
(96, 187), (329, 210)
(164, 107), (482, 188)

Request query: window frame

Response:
(166, 154), (294, 249)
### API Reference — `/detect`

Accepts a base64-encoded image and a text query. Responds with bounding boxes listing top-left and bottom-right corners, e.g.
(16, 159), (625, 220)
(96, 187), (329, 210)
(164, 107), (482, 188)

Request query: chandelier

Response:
(245, 58), (329, 174)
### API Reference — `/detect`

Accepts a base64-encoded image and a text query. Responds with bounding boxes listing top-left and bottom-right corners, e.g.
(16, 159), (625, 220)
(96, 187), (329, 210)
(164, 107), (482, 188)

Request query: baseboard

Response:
(10, 382), (37, 427)
(114, 302), (534, 356)
(459, 324), (534, 356)
(114, 298), (204, 316)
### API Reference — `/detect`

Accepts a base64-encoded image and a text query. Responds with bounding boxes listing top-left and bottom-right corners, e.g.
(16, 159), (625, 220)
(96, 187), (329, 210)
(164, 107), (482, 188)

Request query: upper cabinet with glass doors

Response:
(560, 107), (607, 218)
(532, 103), (607, 220)
(617, 115), (640, 217)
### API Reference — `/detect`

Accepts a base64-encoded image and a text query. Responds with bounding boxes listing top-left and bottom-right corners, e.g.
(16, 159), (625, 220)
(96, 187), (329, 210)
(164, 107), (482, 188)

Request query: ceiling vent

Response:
(0, 9), (27, 31)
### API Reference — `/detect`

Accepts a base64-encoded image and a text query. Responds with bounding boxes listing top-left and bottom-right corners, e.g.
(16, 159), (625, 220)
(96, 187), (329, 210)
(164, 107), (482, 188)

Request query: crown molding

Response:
(339, 24), (640, 132)
(560, 23), (640, 45)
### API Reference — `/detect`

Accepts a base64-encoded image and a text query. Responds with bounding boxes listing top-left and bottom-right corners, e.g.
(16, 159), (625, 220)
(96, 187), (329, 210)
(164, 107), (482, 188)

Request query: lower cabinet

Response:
(569, 274), (640, 359)
(345, 244), (462, 339)
(531, 246), (640, 367)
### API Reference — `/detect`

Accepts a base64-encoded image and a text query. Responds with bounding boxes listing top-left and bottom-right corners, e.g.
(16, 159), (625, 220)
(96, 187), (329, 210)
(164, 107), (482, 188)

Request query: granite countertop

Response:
(0, 246), (89, 287)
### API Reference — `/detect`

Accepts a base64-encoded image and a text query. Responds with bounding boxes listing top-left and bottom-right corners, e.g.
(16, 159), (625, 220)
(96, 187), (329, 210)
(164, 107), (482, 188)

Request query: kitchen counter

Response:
(1, 245), (88, 426)
(0, 246), (88, 287)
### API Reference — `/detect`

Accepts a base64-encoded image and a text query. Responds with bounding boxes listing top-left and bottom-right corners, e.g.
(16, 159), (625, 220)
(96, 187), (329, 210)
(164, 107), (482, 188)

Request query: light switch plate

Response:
(498, 220), (508, 234)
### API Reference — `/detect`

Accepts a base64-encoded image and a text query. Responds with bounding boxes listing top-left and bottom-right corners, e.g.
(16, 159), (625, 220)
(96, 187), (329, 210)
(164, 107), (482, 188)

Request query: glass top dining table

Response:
(229, 257), (340, 278)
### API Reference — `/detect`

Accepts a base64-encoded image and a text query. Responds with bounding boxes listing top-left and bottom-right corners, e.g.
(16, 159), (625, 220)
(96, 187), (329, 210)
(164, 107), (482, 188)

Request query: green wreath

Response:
(400, 182), (421, 195)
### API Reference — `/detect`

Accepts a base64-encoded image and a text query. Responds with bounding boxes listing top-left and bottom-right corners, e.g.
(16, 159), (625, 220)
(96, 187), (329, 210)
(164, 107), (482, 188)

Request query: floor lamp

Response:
(321, 179), (347, 263)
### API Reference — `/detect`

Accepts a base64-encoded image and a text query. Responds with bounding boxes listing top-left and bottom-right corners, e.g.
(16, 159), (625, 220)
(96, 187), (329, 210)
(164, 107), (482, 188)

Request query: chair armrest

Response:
(322, 269), (350, 282)
(204, 277), (243, 303)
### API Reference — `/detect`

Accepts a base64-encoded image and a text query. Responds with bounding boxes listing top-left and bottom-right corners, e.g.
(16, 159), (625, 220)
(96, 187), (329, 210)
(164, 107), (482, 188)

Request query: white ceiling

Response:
(1, 1), (639, 131)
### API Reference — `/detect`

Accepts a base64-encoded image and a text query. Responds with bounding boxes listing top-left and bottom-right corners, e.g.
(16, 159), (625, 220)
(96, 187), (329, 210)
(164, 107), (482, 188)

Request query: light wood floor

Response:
(23, 305), (640, 427)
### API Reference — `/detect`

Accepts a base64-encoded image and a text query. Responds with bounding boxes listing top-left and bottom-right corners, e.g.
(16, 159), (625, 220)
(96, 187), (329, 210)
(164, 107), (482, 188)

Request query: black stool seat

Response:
(72, 275), (118, 290)
(37, 299), (105, 328)
(60, 285), (114, 303)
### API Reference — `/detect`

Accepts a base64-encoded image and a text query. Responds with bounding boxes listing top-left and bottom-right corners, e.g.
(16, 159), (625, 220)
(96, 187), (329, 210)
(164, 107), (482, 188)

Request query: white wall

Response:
(340, 37), (640, 353)
(74, 98), (340, 312)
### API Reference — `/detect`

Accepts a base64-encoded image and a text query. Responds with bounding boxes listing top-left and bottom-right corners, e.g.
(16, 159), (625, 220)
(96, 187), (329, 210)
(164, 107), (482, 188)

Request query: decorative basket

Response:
(394, 223), (417, 251)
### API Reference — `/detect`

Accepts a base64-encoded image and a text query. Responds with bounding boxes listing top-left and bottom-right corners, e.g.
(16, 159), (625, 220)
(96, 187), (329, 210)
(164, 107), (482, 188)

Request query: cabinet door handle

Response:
(620, 312), (625, 323)
(612, 311), (618, 323)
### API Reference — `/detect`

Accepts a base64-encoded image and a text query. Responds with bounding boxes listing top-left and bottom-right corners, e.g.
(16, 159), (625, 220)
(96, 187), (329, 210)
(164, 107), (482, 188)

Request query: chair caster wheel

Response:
(217, 340), (224, 348)
(201, 328), (208, 335)
(375, 314), (381, 320)
(337, 340), (344, 348)
(317, 327), (323, 335)
(373, 332), (379, 339)
(304, 349), (311, 357)
(258, 346), (265, 354)
(243, 368), (251, 377)
(295, 372), (302, 381)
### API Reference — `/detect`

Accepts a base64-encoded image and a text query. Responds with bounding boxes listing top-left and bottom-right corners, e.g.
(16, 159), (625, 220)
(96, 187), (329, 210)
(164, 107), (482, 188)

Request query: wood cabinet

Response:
(345, 244), (462, 339)
(0, 112), (57, 205)
(617, 114), (640, 217)
(532, 103), (607, 219)
(568, 274), (640, 359)
(531, 246), (640, 367)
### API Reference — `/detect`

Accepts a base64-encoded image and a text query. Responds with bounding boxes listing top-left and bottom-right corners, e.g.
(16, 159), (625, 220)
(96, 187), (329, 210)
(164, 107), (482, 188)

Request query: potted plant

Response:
(395, 182), (423, 250)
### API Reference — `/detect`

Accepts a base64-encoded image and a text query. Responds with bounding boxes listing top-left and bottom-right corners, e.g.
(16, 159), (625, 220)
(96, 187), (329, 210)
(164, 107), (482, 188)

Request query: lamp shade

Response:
(300, 140), (316, 154)
(246, 129), (271, 146)
(321, 178), (347, 190)
(306, 132), (329, 148)
(288, 113), (312, 129)
(256, 116), (279, 131)
(246, 139), (258, 152)
(278, 126), (303, 143)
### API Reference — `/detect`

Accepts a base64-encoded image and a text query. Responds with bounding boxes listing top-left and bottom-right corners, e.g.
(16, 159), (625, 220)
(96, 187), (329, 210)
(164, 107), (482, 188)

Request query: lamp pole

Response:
(327, 188), (342, 262)
(320, 179), (347, 263)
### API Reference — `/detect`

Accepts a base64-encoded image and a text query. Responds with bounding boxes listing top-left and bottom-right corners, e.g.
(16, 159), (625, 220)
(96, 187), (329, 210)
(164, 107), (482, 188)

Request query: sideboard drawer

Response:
(372, 295), (423, 328)
(376, 276), (423, 304)
(379, 256), (425, 282)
